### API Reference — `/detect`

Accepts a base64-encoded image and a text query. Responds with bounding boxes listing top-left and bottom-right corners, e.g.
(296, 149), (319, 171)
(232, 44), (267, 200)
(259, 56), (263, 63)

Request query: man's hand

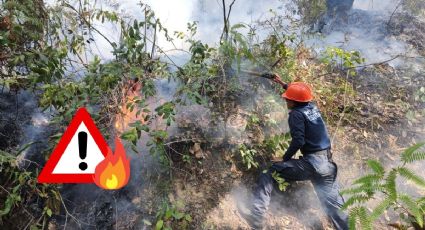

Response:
(260, 72), (288, 89)
(272, 74), (288, 89)
(272, 73), (282, 83)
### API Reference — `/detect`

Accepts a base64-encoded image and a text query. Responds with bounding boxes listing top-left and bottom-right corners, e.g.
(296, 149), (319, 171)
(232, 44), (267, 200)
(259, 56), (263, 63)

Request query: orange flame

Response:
(94, 138), (130, 190)
(114, 80), (147, 132)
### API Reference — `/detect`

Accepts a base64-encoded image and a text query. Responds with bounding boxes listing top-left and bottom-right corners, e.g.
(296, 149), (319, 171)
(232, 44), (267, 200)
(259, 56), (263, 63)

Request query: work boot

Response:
(236, 201), (264, 229)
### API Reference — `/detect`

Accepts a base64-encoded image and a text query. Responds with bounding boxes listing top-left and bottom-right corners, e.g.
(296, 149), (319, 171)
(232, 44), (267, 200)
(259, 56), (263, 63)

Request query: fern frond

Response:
(349, 206), (373, 230)
(385, 169), (398, 200)
(341, 186), (370, 196)
(358, 207), (373, 230)
(401, 142), (425, 164)
(349, 207), (362, 230)
(398, 194), (424, 228)
(370, 197), (394, 221)
(342, 194), (371, 210)
(398, 167), (425, 188)
(348, 209), (357, 230)
(367, 159), (385, 175)
(418, 197), (425, 206)
(404, 152), (425, 163)
(341, 184), (384, 196)
(418, 197), (425, 212)
(353, 174), (383, 185)
(418, 197), (425, 203)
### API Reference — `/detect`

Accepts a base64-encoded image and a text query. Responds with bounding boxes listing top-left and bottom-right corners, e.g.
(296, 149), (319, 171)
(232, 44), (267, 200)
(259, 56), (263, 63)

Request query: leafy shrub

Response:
(153, 200), (192, 230)
(272, 171), (290, 191)
(0, 150), (61, 229)
(239, 144), (259, 170)
(322, 47), (365, 76)
(261, 133), (291, 159)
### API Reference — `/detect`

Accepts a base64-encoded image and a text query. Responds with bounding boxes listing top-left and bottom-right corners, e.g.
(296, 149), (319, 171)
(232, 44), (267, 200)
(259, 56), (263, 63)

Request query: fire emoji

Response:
(94, 138), (130, 190)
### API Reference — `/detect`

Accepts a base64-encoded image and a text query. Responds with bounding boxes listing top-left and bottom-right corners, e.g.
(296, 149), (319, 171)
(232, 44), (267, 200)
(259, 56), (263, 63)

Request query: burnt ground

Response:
(390, 13), (425, 56)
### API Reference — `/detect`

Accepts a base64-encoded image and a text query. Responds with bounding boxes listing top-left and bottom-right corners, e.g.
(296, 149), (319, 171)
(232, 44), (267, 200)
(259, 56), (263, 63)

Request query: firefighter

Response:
(238, 74), (349, 230)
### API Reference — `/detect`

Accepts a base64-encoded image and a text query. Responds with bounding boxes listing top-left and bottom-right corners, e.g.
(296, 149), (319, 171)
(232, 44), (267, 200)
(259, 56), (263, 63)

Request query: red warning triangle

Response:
(38, 108), (109, 183)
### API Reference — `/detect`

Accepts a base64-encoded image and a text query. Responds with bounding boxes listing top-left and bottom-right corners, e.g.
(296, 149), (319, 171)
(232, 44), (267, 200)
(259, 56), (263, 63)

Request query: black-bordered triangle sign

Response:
(38, 108), (109, 183)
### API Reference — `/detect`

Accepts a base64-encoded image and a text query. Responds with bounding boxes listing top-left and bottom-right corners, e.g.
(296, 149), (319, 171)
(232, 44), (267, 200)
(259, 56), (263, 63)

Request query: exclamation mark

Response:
(78, 131), (88, 171)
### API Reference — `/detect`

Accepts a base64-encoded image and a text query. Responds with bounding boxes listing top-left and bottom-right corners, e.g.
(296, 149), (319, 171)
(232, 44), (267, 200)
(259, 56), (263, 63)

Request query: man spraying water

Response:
(238, 73), (349, 230)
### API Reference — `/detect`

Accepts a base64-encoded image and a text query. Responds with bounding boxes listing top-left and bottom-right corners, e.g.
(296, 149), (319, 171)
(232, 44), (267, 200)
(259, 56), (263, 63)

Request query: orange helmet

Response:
(282, 82), (313, 102)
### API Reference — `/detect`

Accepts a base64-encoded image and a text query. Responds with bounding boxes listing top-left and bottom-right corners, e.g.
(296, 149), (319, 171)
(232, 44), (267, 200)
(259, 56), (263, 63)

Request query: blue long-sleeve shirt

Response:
(283, 103), (331, 162)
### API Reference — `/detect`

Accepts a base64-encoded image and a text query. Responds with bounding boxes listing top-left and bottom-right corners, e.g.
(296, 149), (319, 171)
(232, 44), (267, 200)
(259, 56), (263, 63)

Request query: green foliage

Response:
(322, 47), (365, 76)
(401, 142), (425, 164)
(367, 159), (385, 176)
(121, 120), (149, 148)
(239, 144), (259, 170)
(343, 142), (425, 229)
(147, 130), (170, 164)
(220, 23), (254, 67)
(271, 171), (290, 191)
(1, 0), (46, 78)
(261, 133), (291, 158)
(398, 167), (425, 188)
(348, 206), (373, 230)
(154, 199), (192, 230)
(174, 22), (218, 105)
(0, 150), (61, 228)
(247, 114), (260, 128)
(155, 102), (176, 126)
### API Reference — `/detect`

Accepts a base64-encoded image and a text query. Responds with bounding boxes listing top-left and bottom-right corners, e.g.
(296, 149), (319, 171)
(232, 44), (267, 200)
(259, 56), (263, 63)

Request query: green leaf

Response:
(357, 207), (373, 230)
(342, 194), (370, 210)
(341, 184), (383, 196)
(165, 208), (173, 219)
(155, 220), (164, 230)
(385, 169), (398, 200)
(185, 214), (192, 222)
(370, 197), (393, 221)
(272, 171), (289, 191)
(231, 23), (246, 30)
(121, 128), (138, 145)
(398, 167), (425, 188)
(367, 159), (385, 175)
(0, 196), (14, 216)
(46, 208), (52, 217)
(401, 142), (425, 163)
(172, 211), (185, 220)
(348, 207), (372, 230)
(348, 209), (357, 230)
(399, 194), (423, 227)
(353, 174), (383, 185)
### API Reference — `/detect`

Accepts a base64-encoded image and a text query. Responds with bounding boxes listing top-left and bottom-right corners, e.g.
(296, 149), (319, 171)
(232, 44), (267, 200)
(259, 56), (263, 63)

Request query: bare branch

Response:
(220, 0), (236, 41)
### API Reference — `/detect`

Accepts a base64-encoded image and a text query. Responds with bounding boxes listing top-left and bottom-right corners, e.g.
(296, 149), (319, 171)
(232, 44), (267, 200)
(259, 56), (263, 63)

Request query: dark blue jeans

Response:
(252, 154), (349, 230)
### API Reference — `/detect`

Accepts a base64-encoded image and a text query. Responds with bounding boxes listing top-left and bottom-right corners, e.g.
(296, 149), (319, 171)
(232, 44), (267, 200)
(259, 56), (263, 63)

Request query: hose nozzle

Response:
(260, 73), (276, 79)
